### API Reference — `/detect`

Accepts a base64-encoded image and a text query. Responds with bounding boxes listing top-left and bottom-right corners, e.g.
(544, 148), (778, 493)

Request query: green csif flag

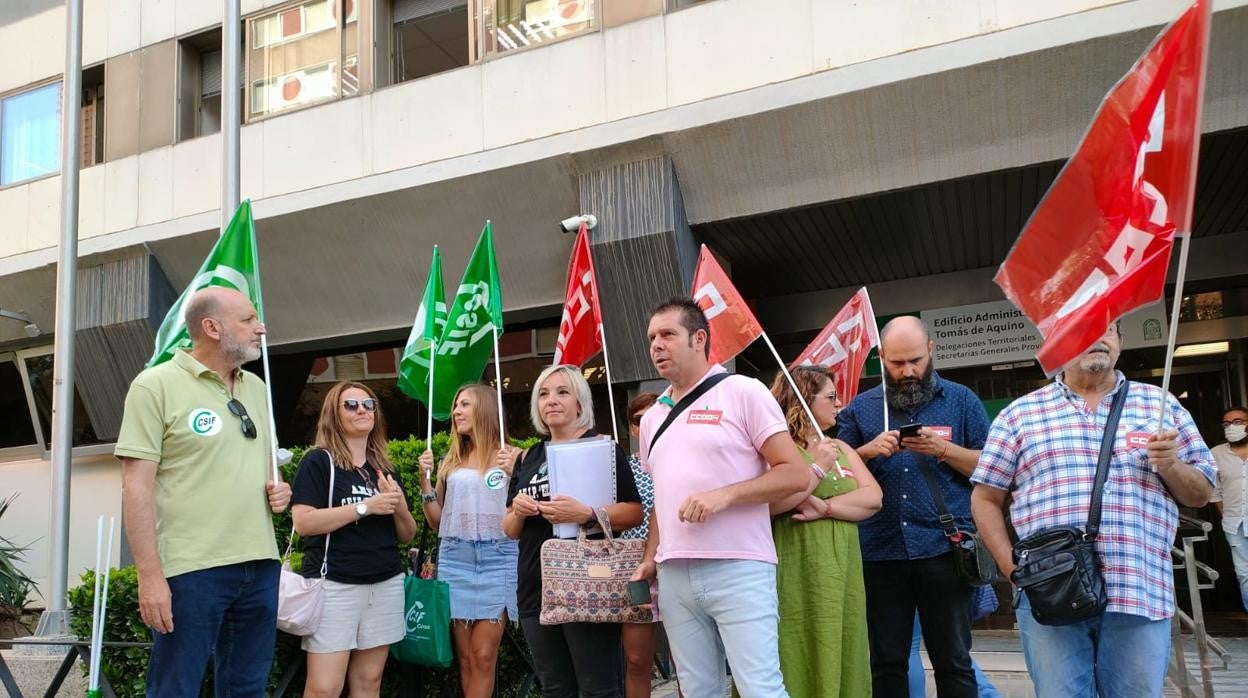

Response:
(428, 223), (503, 420)
(397, 245), (447, 401)
(147, 200), (264, 367)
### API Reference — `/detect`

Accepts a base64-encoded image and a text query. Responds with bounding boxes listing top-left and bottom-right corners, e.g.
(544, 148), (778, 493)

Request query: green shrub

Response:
(0, 494), (39, 621)
(67, 566), (147, 697)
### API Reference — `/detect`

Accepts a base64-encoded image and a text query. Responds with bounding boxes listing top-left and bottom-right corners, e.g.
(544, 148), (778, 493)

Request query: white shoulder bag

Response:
(276, 450), (335, 636)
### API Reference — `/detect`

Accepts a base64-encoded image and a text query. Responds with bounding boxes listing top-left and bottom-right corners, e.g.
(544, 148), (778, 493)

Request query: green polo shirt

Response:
(115, 349), (279, 578)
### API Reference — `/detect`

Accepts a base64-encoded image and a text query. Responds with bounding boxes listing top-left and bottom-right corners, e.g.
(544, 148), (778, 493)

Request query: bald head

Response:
(185, 287), (242, 341)
(880, 315), (930, 348)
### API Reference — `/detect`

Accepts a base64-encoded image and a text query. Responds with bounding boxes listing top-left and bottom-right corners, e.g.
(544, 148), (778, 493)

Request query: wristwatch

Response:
(355, 502), (368, 518)
(421, 492), (437, 503)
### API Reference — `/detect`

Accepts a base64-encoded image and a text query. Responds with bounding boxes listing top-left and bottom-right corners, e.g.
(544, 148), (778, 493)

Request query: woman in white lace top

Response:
(418, 384), (519, 698)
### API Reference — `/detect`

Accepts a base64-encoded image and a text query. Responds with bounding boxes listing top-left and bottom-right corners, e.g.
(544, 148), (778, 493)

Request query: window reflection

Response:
(22, 354), (105, 448)
(481, 0), (596, 56)
(246, 0), (360, 119)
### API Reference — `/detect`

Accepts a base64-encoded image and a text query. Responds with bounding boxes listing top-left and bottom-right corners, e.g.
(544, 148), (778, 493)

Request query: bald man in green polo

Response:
(115, 286), (292, 697)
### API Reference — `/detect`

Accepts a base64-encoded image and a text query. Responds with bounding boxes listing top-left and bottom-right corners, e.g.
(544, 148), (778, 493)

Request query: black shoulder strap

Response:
(1086, 380), (1130, 539)
(649, 372), (732, 451)
(917, 461), (959, 538)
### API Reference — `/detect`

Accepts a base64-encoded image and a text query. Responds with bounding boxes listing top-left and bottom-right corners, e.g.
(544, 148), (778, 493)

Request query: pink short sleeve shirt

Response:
(639, 366), (789, 564)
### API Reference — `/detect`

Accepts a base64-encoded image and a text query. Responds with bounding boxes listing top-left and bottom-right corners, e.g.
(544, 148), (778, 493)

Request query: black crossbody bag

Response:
(649, 372), (732, 449)
(1010, 380), (1129, 626)
(918, 462), (1001, 587)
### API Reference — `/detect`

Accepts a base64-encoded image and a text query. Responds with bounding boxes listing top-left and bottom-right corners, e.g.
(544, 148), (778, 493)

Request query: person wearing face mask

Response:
(972, 322), (1215, 698)
(1211, 406), (1248, 611)
(503, 364), (643, 698)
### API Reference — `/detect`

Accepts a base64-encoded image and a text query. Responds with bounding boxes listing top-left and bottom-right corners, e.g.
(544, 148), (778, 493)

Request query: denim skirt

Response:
(437, 537), (519, 622)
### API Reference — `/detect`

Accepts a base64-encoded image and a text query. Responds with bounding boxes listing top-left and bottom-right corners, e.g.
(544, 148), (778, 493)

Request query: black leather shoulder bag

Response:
(1010, 380), (1129, 626)
(918, 461), (1001, 587)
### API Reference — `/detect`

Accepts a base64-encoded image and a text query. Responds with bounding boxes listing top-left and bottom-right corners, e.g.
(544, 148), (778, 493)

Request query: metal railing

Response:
(1169, 514), (1232, 698)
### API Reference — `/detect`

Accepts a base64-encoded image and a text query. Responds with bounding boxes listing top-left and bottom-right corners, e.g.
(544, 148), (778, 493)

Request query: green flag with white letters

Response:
(397, 245), (447, 402)
(147, 200), (264, 367)
(428, 223), (503, 420)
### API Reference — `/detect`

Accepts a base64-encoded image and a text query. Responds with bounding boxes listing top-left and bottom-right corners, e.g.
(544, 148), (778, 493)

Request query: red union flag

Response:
(791, 287), (879, 404)
(994, 0), (1208, 376)
(552, 223), (603, 366)
(691, 245), (763, 364)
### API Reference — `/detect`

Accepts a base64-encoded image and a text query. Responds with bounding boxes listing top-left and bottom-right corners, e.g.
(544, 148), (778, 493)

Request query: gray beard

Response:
(220, 333), (261, 365)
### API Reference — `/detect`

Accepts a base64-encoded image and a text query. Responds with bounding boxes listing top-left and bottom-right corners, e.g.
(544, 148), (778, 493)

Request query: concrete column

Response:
(579, 155), (698, 383)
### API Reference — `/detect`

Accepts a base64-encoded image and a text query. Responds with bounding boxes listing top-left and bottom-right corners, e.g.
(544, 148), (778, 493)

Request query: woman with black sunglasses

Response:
(291, 381), (417, 698)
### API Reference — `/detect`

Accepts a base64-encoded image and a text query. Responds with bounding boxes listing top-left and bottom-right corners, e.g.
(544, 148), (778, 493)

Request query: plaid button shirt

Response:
(973, 371), (1216, 620)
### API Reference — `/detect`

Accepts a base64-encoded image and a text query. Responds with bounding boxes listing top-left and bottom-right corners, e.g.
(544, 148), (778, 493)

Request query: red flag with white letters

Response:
(691, 245), (763, 364)
(994, 0), (1208, 376)
(552, 223), (603, 367)
(791, 287), (879, 404)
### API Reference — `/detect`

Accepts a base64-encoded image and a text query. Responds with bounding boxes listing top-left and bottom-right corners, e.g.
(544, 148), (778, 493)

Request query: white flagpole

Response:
(759, 334), (820, 440)
(599, 324), (620, 443)
(260, 336), (280, 483)
(492, 326), (507, 444)
(426, 339), (437, 454)
(880, 353), (890, 431)
(424, 341), (436, 486)
(1156, 0), (1211, 433)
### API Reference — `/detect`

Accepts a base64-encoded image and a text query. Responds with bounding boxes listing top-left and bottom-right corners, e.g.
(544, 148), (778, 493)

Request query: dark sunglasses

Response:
(226, 398), (258, 439)
(343, 398), (378, 412)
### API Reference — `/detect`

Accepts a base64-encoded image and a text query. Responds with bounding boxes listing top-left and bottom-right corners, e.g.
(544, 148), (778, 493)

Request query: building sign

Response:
(921, 299), (1168, 370)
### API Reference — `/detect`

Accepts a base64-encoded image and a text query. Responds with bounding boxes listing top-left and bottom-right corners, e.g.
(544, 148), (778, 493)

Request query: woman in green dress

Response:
(767, 366), (882, 697)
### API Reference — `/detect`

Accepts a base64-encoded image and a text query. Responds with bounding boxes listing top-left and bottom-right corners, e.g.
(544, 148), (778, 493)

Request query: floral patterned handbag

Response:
(539, 506), (651, 625)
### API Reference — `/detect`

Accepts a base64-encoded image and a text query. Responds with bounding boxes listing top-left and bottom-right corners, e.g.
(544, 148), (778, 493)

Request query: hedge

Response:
(69, 433), (543, 697)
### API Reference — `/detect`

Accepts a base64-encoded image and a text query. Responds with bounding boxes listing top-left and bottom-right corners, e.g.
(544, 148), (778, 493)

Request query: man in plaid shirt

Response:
(971, 322), (1215, 698)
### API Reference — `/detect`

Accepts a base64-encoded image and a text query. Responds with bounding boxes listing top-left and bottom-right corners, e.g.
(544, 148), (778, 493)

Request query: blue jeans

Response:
(908, 614), (1001, 698)
(1225, 527), (1248, 610)
(147, 560), (280, 697)
(657, 558), (788, 697)
(1015, 595), (1171, 698)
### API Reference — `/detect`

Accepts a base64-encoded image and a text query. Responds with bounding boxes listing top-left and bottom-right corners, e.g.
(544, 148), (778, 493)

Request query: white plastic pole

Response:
(492, 326), (507, 444)
(760, 333), (848, 477)
(89, 516), (103, 686)
(92, 517), (115, 690)
(599, 324), (620, 443)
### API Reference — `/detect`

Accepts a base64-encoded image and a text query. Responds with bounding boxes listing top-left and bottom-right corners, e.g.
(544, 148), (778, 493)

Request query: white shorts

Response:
(302, 573), (405, 654)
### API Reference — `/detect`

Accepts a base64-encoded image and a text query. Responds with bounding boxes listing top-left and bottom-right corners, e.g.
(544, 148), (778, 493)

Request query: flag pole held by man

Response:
(116, 285), (292, 696)
(975, 2), (1217, 695)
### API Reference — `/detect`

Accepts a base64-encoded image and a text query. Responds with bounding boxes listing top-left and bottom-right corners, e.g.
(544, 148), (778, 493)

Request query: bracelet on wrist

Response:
(809, 462), (827, 480)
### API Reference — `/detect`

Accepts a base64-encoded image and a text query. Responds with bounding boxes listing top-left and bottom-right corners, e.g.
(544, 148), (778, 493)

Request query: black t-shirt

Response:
(505, 432), (641, 618)
(291, 448), (404, 584)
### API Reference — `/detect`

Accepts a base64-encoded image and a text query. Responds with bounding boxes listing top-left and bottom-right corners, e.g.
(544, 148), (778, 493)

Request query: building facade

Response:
(2, 0), (1247, 611)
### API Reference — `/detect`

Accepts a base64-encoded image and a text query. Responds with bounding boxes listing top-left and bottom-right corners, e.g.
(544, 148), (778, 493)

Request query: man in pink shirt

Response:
(631, 297), (809, 697)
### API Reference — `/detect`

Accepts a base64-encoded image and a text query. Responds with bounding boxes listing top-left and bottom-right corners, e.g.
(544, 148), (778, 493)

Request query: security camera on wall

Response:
(559, 214), (597, 234)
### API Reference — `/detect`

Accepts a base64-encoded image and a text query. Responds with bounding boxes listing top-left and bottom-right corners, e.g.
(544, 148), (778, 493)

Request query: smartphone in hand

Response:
(898, 423), (923, 447)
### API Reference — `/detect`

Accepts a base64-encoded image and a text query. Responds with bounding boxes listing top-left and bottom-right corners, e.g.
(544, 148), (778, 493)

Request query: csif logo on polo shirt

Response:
(187, 408), (223, 437)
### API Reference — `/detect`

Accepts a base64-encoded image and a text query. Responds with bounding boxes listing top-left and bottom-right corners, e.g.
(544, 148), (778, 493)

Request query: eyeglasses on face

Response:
(1223, 418), (1247, 427)
(343, 398), (378, 412)
(226, 398), (258, 439)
